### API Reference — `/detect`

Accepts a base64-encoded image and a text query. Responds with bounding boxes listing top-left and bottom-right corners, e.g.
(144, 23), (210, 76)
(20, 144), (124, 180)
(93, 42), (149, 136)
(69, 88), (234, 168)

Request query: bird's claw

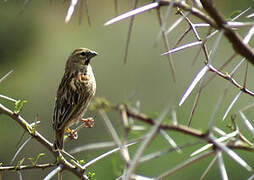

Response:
(80, 117), (94, 128)
(65, 128), (78, 140)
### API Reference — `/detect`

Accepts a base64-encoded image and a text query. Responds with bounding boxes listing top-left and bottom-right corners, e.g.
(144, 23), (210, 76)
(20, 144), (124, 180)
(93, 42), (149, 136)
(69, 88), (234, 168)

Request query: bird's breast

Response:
(70, 71), (96, 96)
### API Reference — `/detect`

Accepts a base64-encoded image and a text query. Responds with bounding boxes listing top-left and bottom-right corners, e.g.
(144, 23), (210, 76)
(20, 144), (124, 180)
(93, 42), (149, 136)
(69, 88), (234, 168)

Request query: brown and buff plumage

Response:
(53, 48), (97, 150)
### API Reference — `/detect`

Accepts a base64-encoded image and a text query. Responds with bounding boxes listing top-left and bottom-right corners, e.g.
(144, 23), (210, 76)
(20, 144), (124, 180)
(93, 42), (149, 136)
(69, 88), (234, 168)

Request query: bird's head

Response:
(66, 48), (98, 71)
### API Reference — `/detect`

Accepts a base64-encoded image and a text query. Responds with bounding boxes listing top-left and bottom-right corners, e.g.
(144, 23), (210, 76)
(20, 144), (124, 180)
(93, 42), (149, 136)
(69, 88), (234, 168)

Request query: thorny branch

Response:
(159, 0), (216, 27)
(0, 103), (88, 179)
(208, 64), (254, 97)
(159, 0), (254, 65)
(200, 0), (254, 64)
(105, 0), (254, 65)
(121, 105), (205, 139)
(115, 104), (254, 152)
(111, 103), (254, 178)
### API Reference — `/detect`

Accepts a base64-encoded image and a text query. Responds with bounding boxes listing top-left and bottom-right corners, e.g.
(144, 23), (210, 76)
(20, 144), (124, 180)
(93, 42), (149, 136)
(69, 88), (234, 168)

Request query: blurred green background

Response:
(0, 0), (254, 179)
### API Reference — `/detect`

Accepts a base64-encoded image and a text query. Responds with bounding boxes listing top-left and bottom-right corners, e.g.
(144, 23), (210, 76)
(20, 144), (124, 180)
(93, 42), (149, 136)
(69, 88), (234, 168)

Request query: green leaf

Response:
(87, 170), (96, 180)
(28, 153), (46, 166)
(25, 123), (33, 134)
(56, 156), (61, 163)
(34, 153), (45, 165)
(14, 99), (27, 114)
(28, 157), (34, 164)
(77, 159), (85, 165)
(15, 158), (25, 170)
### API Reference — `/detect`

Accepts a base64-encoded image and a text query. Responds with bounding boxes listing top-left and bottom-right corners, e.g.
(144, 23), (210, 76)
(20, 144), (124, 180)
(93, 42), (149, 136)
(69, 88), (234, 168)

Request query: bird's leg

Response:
(64, 117), (94, 140)
(80, 117), (94, 128)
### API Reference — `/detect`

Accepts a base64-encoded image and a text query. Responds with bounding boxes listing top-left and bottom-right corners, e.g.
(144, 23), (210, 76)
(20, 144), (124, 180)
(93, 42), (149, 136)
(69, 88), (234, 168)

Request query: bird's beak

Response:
(89, 50), (98, 59)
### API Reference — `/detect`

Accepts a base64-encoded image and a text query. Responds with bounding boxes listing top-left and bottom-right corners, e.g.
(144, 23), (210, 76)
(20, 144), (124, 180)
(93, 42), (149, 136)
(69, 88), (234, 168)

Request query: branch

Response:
(105, 0), (254, 65)
(0, 103), (53, 152)
(118, 105), (205, 139)
(0, 163), (55, 171)
(200, 0), (254, 65)
(208, 65), (254, 97)
(0, 103), (88, 179)
(159, 0), (254, 65)
(159, 0), (216, 27)
(114, 105), (254, 152)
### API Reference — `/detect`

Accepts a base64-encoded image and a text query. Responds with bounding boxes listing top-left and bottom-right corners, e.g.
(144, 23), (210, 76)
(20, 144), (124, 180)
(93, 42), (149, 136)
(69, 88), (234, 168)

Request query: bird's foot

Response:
(80, 117), (94, 128)
(65, 128), (78, 140)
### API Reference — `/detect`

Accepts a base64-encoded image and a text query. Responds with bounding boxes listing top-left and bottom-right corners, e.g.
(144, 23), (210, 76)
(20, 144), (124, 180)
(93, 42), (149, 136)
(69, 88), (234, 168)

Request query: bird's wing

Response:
(53, 73), (80, 131)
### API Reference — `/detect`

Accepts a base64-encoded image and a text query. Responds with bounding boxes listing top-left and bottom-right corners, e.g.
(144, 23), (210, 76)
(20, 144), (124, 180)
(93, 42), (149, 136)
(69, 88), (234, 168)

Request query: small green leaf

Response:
(34, 153), (45, 165)
(28, 157), (34, 165)
(14, 100), (21, 114)
(226, 123), (234, 130)
(0, 162), (3, 166)
(31, 126), (35, 135)
(25, 123), (33, 134)
(14, 99), (27, 114)
(28, 153), (46, 166)
(30, 116), (39, 134)
(77, 159), (85, 165)
(56, 156), (61, 163)
(87, 170), (96, 180)
(15, 158), (25, 170)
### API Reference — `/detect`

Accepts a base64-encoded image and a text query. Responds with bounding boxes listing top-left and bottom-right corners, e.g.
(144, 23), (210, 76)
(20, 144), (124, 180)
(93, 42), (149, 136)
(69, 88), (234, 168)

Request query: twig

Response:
(70, 141), (116, 154)
(123, 0), (138, 64)
(125, 108), (169, 179)
(199, 0), (254, 64)
(187, 80), (204, 127)
(82, 141), (138, 169)
(84, 0), (91, 26)
(99, 110), (130, 163)
(217, 151), (228, 180)
(11, 136), (32, 164)
(44, 165), (63, 180)
(0, 163), (55, 171)
(114, 0), (118, 16)
(200, 155), (218, 180)
(156, 151), (214, 179)
(121, 105), (205, 138)
(208, 64), (254, 97)
(0, 70), (13, 83)
(157, 7), (176, 82)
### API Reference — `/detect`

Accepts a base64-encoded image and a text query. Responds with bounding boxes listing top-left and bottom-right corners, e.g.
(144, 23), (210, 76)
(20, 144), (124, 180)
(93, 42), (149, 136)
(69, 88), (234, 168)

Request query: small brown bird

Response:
(53, 48), (97, 150)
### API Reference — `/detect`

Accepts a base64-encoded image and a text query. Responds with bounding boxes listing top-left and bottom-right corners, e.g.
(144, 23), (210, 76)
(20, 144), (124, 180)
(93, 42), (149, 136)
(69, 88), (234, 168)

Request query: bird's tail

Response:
(54, 130), (64, 150)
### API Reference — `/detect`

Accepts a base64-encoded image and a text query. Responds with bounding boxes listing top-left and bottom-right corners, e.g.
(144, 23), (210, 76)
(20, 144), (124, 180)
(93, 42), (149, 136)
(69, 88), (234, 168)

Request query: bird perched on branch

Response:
(53, 48), (98, 150)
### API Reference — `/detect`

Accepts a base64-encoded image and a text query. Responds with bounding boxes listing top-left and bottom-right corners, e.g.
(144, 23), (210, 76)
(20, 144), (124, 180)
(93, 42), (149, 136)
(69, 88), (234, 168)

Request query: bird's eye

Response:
(80, 52), (86, 56)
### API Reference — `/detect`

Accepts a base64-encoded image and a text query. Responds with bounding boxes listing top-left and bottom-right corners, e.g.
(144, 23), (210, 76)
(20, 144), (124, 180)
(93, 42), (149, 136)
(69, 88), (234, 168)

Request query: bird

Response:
(53, 48), (98, 150)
